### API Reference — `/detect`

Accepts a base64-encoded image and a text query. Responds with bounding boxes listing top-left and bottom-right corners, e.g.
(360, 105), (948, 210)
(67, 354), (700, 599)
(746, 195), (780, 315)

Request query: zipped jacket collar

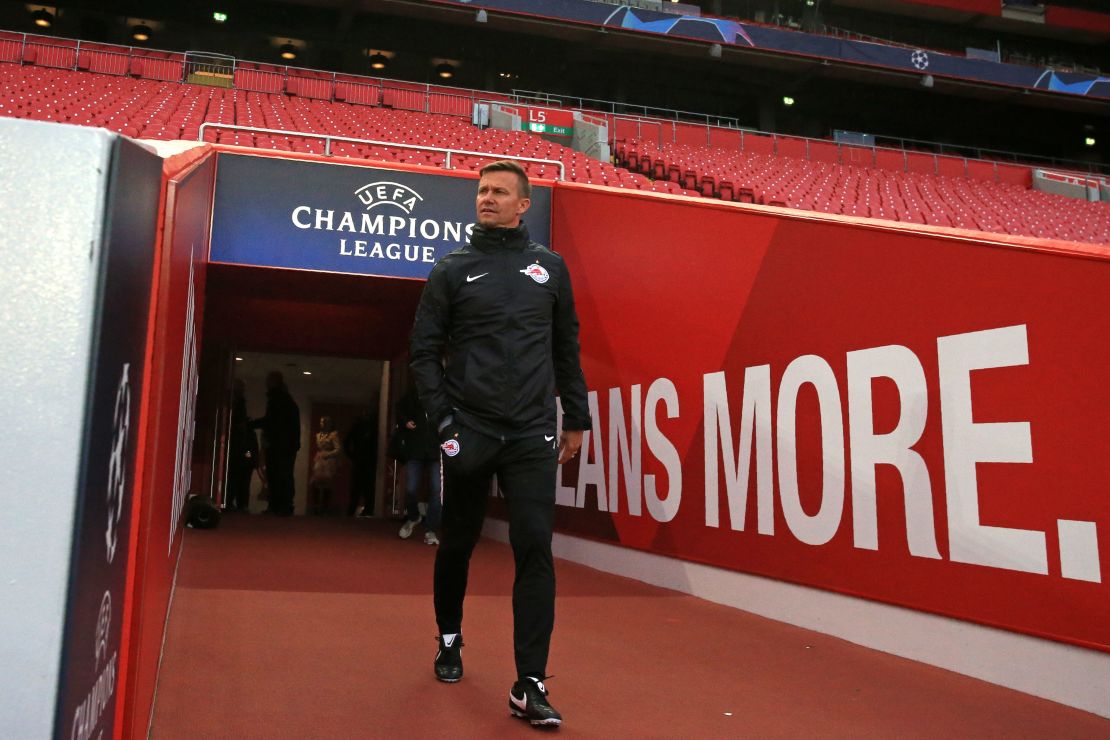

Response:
(470, 222), (530, 253)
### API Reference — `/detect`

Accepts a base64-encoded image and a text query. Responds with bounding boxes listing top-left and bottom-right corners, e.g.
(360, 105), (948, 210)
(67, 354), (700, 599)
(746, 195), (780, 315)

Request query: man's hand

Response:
(405, 420), (417, 430)
(558, 430), (583, 465)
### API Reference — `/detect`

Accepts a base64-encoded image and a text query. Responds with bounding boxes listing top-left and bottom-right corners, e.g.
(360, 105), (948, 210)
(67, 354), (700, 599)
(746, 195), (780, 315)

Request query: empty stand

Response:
(1, 59), (1104, 243)
(0, 64), (657, 189)
(616, 138), (1110, 245)
(0, 64), (671, 191)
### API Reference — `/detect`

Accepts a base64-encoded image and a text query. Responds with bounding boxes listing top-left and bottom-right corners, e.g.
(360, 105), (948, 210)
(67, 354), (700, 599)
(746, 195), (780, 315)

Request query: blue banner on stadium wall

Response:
(427, 0), (1109, 100)
(210, 153), (553, 279)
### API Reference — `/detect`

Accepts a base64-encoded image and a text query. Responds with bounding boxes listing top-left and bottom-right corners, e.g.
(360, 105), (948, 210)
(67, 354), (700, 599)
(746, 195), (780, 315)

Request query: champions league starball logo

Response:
(911, 50), (930, 70)
(94, 591), (112, 669)
(105, 363), (131, 564)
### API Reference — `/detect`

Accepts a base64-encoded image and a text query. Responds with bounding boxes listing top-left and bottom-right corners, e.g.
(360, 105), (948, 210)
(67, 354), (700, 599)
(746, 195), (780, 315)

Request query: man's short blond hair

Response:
(479, 159), (531, 199)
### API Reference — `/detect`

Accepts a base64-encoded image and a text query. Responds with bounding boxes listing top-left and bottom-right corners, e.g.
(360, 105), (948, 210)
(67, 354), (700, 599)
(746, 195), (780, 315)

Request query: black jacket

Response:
(409, 222), (591, 440)
(250, 387), (300, 457)
(394, 387), (439, 461)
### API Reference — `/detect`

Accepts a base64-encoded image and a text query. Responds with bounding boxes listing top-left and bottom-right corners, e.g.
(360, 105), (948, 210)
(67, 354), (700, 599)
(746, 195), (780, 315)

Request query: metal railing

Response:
(511, 88), (742, 129)
(869, 132), (1106, 175)
(197, 123), (567, 180)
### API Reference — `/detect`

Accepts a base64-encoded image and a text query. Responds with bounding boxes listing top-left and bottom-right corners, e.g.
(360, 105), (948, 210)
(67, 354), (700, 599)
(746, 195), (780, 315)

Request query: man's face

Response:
(476, 170), (530, 229)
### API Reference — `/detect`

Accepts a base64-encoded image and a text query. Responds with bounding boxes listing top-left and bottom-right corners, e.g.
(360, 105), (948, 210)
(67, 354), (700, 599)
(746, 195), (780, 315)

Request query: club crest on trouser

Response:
(442, 438), (460, 456)
(520, 263), (550, 284)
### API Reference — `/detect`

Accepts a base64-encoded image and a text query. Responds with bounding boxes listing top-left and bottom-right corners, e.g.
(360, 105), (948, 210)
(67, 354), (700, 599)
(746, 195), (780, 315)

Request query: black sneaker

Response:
(509, 677), (562, 727)
(434, 634), (463, 682)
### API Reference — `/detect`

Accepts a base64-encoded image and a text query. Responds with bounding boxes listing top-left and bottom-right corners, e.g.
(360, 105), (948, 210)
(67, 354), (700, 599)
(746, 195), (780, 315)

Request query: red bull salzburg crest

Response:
(442, 439), (460, 457)
(521, 263), (550, 284)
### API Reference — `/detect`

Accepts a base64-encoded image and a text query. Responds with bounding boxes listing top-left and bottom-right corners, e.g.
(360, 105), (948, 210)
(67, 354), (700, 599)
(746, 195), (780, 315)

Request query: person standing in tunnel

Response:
(344, 410), (378, 517)
(409, 160), (591, 728)
(250, 371), (301, 517)
(227, 379), (258, 512)
(395, 380), (442, 545)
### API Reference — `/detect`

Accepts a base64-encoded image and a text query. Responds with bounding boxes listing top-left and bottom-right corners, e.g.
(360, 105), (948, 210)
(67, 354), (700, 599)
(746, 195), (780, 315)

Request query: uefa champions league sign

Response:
(210, 153), (553, 278)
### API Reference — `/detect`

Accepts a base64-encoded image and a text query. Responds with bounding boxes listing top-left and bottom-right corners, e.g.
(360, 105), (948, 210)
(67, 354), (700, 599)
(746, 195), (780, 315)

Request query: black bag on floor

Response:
(185, 494), (221, 529)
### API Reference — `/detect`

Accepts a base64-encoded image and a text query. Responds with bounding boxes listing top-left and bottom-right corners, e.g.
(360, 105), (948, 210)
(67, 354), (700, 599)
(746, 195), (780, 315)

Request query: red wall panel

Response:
(1045, 6), (1110, 34)
(809, 141), (840, 164)
(546, 184), (1110, 651)
(287, 74), (333, 100)
(428, 93), (472, 117)
(0, 35), (20, 63)
(776, 136), (807, 159)
(674, 123), (706, 147)
(118, 153), (214, 738)
(967, 160), (998, 182)
(875, 148), (907, 172)
(335, 80), (380, 106)
(936, 155), (966, 178)
(841, 145), (874, 168)
(742, 133), (775, 155)
(906, 152), (936, 174)
(638, 120), (662, 146)
(77, 49), (129, 76)
(996, 163), (1033, 188)
(708, 128), (741, 150)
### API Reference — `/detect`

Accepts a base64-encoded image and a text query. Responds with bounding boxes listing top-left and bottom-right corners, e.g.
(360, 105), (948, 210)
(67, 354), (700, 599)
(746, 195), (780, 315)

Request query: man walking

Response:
(250, 371), (301, 517)
(409, 160), (591, 728)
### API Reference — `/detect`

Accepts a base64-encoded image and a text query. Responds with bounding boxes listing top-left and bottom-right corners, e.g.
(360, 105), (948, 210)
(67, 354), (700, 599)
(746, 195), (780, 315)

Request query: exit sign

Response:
(521, 107), (574, 137)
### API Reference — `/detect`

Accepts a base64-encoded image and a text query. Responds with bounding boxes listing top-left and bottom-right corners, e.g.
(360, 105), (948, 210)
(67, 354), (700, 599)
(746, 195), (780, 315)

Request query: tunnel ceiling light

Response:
(280, 43), (297, 60)
(369, 52), (388, 70)
(235, 356), (243, 361)
(213, 11), (228, 23)
(131, 24), (151, 42)
(1085, 136), (1097, 147)
(32, 8), (54, 27)
(302, 370), (312, 375)
(782, 95), (795, 106)
(436, 62), (455, 79)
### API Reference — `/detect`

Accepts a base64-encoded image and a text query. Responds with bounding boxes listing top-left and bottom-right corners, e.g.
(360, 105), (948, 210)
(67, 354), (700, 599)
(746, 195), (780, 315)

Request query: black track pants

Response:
(433, 424), (558, 679)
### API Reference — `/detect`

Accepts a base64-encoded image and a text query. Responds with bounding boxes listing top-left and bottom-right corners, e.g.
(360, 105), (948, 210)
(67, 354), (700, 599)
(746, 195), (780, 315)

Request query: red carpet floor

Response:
(149, 514), (1108, 738)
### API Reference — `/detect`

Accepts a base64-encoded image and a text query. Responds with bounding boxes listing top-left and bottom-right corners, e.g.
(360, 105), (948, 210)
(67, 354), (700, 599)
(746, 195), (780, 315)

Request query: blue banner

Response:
(431, 0), (1109, 100)
(210, 154), (553, 279)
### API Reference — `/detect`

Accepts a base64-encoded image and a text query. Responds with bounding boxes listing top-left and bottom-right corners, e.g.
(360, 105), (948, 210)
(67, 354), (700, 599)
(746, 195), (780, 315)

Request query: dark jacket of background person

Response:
(253, 384), (301, 457)
(409, 223), (592, 440)
(230, 386), (259, 468)
(344, 412), (378, 468)
(394, 386), (439, 462)
(344, 411), (378, 516)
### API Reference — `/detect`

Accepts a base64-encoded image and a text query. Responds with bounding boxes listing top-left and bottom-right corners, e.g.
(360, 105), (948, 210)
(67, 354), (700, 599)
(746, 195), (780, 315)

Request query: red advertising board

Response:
(118, 151), (213, 738)
(542, 184), (1109, 651)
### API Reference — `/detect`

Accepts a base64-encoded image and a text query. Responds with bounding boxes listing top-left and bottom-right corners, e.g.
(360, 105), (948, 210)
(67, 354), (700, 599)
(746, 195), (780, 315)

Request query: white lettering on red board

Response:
(169, 260), (199, 553)
(558, 324), (1102, 583)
